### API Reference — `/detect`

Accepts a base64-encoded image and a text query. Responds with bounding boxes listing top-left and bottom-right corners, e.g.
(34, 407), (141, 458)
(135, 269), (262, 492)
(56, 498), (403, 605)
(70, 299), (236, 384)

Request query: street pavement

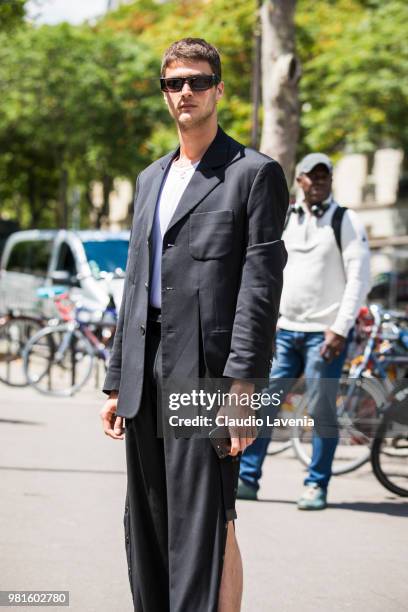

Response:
(1, 382), (407, 612)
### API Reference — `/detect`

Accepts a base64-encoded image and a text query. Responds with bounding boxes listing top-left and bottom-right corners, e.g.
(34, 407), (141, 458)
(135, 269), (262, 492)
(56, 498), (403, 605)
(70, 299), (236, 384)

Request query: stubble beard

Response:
(175, 102), (216, 133)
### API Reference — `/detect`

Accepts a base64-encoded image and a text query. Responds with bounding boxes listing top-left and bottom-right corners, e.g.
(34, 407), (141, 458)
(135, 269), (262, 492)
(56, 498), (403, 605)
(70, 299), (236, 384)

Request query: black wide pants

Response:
(124, 321), (240, 612)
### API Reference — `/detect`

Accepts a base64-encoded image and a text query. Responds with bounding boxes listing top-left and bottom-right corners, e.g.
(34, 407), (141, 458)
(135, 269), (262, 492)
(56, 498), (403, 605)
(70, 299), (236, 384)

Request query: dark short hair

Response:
(161, 38), (222, 80)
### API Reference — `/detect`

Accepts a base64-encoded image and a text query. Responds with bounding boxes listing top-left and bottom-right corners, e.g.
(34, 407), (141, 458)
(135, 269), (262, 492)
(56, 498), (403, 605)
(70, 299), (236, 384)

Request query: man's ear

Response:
(216, 81), (224, 102)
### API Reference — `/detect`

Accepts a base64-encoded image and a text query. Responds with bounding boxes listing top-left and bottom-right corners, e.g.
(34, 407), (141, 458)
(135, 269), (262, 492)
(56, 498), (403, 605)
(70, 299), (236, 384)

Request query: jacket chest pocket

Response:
(189, 210), (234, 260)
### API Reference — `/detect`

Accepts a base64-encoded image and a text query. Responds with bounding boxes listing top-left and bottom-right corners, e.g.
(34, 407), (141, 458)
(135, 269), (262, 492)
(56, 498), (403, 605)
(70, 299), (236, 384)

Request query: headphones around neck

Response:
(292, 201), (330, 218)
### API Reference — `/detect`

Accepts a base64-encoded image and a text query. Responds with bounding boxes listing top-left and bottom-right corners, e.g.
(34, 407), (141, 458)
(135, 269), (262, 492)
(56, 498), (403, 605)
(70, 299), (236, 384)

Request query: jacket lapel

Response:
(164, 126), (232, 234)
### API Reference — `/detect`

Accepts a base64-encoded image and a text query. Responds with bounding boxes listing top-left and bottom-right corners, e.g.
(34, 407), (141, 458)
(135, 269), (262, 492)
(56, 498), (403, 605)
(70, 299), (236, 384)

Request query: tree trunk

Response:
(250, 0), (262, 149)
(96, 174), (113, 228)
(86, 187), (98, 229)
(260, 0), (301, 185)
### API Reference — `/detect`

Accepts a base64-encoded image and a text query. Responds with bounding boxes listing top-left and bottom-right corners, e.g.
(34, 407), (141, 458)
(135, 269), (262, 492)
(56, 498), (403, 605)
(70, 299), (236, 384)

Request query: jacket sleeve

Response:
(102, 175), (140, 395)
(223, 160), (289, 381)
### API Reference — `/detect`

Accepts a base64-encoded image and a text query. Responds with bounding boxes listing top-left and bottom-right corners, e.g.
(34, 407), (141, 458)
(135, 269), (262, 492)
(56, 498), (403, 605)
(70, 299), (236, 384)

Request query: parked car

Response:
(0, 230), (130, 318)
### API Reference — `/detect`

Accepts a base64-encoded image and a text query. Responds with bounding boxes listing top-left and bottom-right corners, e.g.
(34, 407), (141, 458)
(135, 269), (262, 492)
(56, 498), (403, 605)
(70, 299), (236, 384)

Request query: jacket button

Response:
(140, 325), (146, 335)
(144, 282), (149, 289)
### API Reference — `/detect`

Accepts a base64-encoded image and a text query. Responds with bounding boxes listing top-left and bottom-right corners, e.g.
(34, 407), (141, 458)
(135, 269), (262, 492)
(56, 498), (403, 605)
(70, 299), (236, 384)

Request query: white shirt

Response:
(150, 160), (199, 308)
(278, 198), (371, 337)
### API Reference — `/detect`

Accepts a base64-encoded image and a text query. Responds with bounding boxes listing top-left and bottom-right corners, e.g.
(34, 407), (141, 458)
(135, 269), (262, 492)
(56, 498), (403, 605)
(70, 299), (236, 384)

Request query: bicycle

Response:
(23, 286), (117, 397)
(371, 379), (408, 496)
(0, 312), (44, 387)
(267, 379), (306, 456)
(265, 309), (383, 461)
(292, 304), (408, 475)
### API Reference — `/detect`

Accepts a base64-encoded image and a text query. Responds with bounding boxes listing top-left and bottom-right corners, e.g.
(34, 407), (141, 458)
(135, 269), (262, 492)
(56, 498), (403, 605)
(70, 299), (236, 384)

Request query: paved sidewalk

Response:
(1, 384), (407, 612)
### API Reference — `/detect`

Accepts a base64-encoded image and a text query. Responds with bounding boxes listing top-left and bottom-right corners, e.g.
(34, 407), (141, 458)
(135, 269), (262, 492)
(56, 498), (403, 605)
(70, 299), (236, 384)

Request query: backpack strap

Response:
(331, 206), (348, 253)
(285, 204), (348, 254)
(283, 203), (303, 232)
(283, 206), (294, 232)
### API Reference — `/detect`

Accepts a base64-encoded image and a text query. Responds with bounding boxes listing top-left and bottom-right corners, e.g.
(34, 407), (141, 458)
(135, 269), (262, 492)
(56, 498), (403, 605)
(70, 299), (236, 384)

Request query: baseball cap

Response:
(296, 153), (333, 177)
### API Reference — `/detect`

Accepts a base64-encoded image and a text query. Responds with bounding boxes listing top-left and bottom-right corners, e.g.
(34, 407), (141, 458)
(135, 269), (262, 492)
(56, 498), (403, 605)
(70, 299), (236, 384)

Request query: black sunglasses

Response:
(160, 74), (220, 92)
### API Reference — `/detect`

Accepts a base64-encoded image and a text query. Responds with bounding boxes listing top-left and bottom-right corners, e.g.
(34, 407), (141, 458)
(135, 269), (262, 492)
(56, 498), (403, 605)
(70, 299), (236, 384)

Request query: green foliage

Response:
(0, 0), (27, 31)
(1, 0), (407, 230)
(296, 0), (408, 155)
(105, 0), (408, 156)
(0, 23), (165, 227)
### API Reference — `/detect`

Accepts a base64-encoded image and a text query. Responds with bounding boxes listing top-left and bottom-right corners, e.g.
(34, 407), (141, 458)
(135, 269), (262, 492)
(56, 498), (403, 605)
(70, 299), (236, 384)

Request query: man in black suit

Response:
(100, 38), (288, 612)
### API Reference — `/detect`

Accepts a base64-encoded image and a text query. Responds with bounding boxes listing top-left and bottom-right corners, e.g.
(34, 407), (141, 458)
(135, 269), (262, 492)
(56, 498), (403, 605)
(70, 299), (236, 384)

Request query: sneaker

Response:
(236, 478), (258, 501)
(297, 483), (327, 510)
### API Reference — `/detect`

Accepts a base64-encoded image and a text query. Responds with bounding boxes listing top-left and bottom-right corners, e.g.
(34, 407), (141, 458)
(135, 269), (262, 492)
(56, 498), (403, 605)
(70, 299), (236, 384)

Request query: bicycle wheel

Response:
(267, 385), (306, 456)
(267, 440), (292, 456)
(23, 323), (95, 397)
(0, 315), (43, 387)
(292, 377), (386, 475)
(371, 404), (408, 497)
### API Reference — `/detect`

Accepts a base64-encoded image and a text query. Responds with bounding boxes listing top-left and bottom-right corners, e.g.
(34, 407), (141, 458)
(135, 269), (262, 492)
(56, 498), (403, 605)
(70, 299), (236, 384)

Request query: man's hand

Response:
(221, 379), (257, 456)
(100, 390), (124, 440)
(320, 329), (346, 363)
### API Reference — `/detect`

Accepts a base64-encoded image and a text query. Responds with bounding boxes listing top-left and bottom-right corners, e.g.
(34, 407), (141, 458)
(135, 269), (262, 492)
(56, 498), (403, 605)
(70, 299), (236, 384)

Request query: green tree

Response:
(296, 0), (408, 156)
(105, 0), (408, 159)
(0, 0), (27, 31)
(1, 0), (407, 230)
(0, 23), (165, 227)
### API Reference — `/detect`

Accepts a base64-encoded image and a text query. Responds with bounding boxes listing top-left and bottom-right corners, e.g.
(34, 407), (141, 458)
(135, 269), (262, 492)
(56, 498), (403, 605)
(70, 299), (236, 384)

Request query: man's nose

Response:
(181, 81), (193, 95)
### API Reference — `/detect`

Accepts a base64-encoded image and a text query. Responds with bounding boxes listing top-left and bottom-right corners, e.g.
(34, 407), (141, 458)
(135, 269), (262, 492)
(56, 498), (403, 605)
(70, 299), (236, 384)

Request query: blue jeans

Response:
(240, 329), (350, 491)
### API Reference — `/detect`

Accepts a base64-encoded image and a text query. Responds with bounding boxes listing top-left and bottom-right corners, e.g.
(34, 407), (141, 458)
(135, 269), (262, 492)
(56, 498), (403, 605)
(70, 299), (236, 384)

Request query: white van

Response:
(0, 230), (130, 318)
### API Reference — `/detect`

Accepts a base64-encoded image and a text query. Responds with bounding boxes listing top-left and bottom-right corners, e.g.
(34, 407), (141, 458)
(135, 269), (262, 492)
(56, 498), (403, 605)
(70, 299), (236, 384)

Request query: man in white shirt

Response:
(239, 153), (371, 509)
